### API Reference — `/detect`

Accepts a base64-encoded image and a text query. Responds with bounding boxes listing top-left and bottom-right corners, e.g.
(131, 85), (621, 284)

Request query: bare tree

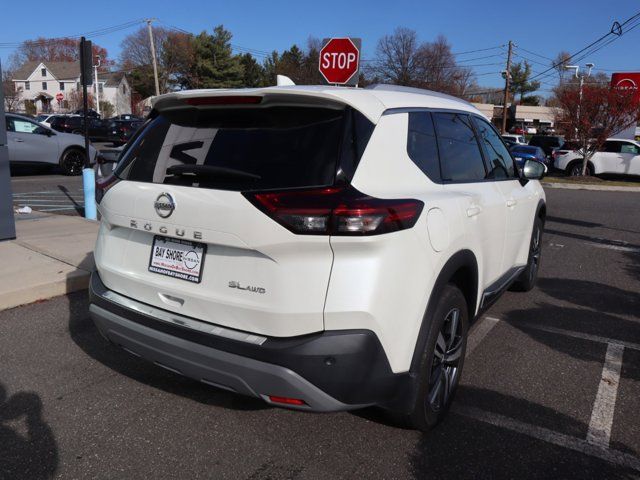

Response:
(556, 83), (640, 175)
(2, 70), (22, 111)
(552, 51), (572, 84)
(369, 27), (422, 85)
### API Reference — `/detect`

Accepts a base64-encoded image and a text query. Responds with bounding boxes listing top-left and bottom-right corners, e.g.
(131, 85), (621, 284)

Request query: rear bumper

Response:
(89, 272), (409, 412)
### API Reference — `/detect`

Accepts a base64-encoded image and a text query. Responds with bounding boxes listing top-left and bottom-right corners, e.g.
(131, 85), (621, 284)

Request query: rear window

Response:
(115, 106), (373, 191)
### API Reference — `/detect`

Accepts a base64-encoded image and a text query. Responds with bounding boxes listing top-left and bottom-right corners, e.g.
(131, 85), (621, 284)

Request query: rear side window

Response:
(602, 141), (621, 153)
(407, 112), (440, 181)
(433, 113), (486, 182)
(472, 117), (515, 179)
(115, 106), (373, 191)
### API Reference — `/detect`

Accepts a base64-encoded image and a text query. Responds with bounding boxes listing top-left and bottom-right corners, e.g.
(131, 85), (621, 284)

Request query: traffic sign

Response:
(56, 92), (64, 102)
(319, 37), (361, 86)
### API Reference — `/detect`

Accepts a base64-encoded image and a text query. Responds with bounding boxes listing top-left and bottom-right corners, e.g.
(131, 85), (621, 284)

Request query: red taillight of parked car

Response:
(243, 185), (424, 236)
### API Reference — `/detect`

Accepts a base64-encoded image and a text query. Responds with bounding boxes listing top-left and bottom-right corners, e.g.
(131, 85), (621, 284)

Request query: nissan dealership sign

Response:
(611, 72), (640, 103)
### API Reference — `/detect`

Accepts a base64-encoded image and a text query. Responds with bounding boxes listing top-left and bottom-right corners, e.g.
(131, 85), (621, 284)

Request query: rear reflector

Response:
(268, 396), (307, 406)
(244, 185), (424, 236)
(185, 96), (263, 106)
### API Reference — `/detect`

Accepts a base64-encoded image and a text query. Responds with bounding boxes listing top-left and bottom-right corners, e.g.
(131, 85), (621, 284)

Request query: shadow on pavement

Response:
(57, 185), (84, 216)
(538, 277), (640, 319)
(409, 386), (632, 479)
(0, 382), (58, 479)
(66, 258), (268, 413)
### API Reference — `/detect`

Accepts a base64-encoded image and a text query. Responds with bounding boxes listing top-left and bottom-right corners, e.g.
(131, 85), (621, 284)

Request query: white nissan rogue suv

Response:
(89, 84), (546, 431)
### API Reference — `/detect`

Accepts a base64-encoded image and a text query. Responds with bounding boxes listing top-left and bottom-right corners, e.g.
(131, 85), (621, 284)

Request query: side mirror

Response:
(522, 159), (546, 180)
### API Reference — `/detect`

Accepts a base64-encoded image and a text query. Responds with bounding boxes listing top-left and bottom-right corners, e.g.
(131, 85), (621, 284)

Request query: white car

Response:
(502, 134), (526, 144)
(35, 113), (57, 129)
(554, 138), (640, 176)
(88, 84), (546, 431)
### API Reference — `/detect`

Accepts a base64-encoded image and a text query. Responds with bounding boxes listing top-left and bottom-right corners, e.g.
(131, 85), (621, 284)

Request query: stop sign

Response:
(56, 92), (64, 102)
(319, 38), (361, 85)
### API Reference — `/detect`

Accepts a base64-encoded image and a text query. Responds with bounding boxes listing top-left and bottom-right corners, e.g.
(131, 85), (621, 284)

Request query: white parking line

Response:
(454, 406), (640, 471)
(466, 316), (500, 358)
(587, 343), (625, 448)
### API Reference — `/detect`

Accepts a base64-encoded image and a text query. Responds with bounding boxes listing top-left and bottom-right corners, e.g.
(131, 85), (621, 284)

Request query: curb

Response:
(0, 269), (91, 312)
(541, 182), (640, 193)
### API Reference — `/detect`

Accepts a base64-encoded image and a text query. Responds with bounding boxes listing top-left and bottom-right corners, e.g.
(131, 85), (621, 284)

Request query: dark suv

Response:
(50, 116), (110, 142)
(528, 135), (564, 158)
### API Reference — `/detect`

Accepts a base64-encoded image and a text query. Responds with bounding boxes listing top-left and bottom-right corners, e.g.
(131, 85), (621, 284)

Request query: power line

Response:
(0, 19), (146, 48)
(528, 11), (640, 83)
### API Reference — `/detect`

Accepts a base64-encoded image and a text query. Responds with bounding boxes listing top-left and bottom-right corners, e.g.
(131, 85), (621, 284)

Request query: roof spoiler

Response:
(276, 75), (296, 86)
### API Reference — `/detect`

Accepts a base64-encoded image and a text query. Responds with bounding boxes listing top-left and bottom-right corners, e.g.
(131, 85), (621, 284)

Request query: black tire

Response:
(404, 284), (468, 432)
(566, 160), (593, 177)
(511, 216), (543, 292)
(59, 148), (84, 176)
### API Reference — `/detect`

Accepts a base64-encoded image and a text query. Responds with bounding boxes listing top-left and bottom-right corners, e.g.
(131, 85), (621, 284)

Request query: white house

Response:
(12, 61), (132, 116)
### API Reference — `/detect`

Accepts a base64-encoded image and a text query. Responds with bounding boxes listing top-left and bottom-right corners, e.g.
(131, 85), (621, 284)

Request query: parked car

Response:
(502, 134), (526, 145)
(50, 116), (111, 142)
(526, 127), (537, 135)
(107, 119), (144, 146)
(510, 126), (525, 135)
(528, 135), (564, 158)
(73, 108), (101, 118)
(5, 113), (97, 175)
(509, 145), (547, 168)
(35, 113), (59, 129)
(554, 138), (640, 176)
(89, 85), (546, 432)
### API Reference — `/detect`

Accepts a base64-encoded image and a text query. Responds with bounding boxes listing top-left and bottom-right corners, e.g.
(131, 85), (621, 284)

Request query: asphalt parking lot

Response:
(1, 187), (639, 479)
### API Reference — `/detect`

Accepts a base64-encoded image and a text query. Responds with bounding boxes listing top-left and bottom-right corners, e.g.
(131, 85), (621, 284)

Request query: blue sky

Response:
(2, 0), (639, 93)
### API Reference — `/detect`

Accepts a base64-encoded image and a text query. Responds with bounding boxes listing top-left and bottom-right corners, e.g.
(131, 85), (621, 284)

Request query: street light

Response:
(564, 62), (594, 129)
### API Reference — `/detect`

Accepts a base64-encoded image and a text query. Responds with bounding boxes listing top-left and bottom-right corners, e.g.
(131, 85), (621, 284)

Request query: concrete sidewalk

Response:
(0, 212), (98, 311)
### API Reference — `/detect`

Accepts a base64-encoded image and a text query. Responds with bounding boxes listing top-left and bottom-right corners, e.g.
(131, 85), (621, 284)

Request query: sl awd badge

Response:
(154, 192), (175, 218)
(228, 281), (266, 294)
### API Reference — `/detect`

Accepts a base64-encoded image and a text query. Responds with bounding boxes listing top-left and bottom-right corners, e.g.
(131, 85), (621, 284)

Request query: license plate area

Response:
(148, 235), (206, 283)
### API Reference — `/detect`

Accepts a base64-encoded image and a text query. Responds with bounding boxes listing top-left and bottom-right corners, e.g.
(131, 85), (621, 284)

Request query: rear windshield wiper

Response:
(166, 164), (261, 181)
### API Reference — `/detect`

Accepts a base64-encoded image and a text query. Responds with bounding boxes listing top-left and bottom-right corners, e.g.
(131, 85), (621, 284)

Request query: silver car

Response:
(6, 113), (97, 175)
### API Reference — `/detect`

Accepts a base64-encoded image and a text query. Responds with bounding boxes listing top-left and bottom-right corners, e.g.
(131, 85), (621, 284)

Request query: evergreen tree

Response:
(192, 25), (243, 89)
(509, 61), (541, 104)
(239, 53), (266, 87)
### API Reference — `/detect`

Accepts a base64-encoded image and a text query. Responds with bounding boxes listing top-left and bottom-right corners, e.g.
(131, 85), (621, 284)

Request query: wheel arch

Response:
(566, 158), (595, 175)
(409, 249), (479, 374)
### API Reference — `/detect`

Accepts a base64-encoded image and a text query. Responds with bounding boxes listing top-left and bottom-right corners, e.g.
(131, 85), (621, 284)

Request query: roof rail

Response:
(364, 84), (473, 107)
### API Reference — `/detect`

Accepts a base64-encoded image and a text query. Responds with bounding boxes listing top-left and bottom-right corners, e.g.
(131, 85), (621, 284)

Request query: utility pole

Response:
(146, 18), (160, 97)
(94, 55), (101, 116)
(501, 40), (513, 134)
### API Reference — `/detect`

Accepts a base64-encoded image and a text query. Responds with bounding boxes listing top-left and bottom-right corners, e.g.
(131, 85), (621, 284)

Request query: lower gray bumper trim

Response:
(90, 304), (361, 412)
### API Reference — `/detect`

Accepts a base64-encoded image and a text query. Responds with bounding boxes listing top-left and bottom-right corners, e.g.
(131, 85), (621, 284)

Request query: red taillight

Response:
(268, 396), (306, 406)
(243, 186), (424, 236)
(95, 174), (120, 204)
(185, 96), (262, 106)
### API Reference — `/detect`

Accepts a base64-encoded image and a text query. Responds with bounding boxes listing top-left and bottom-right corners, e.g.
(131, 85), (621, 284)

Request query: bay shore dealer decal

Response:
(149, 236), (206, 283)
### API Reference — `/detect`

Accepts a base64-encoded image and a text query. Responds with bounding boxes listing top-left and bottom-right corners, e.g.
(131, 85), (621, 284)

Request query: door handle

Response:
(466, 205), (482, 217)
(15, 139), (24, 143)
(506, 199), (517, 207)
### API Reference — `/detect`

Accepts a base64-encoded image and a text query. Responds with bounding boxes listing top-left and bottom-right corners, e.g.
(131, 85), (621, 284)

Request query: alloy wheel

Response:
(427, 307), (464, 412)
(62, 150), (84, 175)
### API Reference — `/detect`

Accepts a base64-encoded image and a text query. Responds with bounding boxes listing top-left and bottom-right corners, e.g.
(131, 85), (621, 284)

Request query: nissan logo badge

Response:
(154, 192), (175, 218)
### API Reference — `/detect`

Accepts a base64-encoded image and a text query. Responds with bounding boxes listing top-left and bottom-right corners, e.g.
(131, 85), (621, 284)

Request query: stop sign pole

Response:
(319, 37), (361, 86)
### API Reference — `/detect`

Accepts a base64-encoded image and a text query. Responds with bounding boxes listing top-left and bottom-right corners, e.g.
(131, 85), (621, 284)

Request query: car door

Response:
(472, 116), (535, 271)
(6, 117), (59, 165)
(596, 141), (624, 174)
(619, 142), (640, 175)
(432, 112), (507, 287)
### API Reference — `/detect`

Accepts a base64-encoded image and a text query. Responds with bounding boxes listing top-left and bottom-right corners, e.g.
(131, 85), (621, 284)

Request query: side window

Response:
(13, 119), (39, 134)
(6, 118), (15, 132)
(407, 112), (440, 181)
(472, 116), (515, 179)
(620, 143), (640, 155)
(602, 142), (621, 153)
(433, 113), (486, 182)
